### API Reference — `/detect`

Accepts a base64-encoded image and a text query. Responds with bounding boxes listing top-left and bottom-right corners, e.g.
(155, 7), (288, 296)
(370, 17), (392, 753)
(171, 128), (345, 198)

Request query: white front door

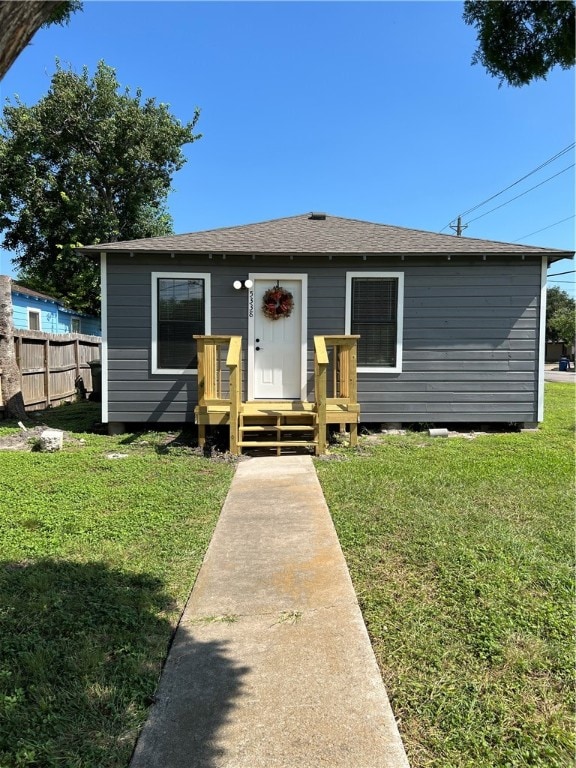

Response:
(249, 275), (307, 400)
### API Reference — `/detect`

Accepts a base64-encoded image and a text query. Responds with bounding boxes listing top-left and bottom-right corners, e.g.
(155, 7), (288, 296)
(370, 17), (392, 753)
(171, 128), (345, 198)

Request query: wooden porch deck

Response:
(194, 335), (360, 455)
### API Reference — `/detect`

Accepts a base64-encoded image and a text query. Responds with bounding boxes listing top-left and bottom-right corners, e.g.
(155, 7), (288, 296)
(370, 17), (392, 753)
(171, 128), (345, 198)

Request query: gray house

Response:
(81, 213), (572, 453)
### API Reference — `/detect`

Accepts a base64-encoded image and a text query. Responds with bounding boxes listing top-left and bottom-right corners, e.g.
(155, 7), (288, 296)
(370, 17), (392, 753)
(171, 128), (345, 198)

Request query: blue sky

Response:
(1, 1), (574, 295)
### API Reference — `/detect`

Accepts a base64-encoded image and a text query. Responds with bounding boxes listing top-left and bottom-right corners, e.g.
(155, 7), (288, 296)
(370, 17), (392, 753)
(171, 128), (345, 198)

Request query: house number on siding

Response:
(249, 289), (254, 318)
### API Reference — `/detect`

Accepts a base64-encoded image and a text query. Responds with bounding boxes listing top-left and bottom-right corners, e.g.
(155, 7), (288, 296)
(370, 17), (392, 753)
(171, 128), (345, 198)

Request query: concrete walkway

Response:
(130, 456), (410, 768)
(544, 367), (576, 383)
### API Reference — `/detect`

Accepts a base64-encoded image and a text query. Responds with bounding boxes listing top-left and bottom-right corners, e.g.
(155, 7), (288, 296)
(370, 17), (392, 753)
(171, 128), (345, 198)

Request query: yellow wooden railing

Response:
(314, 335), (360, 448)
(197, 334), (358, 454)
(227, 336), (242, 454)
(194, 335), (242, 448)
(195, 335), (232, 404)
(313, 336), (329, 453)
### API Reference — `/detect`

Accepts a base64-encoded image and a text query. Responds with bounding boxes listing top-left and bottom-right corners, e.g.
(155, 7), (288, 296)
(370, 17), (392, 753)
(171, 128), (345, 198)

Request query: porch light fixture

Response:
(233, 279), (253, 290)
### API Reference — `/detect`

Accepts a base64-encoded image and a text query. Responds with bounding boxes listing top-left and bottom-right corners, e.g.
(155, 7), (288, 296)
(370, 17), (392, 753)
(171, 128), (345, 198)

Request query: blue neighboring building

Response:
(11, 282), (101, 336)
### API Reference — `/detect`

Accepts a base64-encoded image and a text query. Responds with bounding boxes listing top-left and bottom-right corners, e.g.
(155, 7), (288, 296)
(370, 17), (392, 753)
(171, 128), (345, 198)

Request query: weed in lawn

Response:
(191, 614), (240, 625)
(271, 610), (303, 626)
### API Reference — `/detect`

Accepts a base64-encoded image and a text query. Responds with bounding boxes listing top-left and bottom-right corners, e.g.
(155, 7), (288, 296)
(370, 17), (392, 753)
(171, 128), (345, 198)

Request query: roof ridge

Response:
(173, 212), (312, 239)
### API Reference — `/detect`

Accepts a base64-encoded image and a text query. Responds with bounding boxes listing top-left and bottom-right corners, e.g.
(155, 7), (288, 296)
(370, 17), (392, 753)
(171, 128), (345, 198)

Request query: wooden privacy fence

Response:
(0, 330), (101, 413)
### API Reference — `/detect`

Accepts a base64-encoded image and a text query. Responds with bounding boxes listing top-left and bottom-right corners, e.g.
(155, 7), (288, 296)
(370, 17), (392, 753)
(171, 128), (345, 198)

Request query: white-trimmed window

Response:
(151, 272), (211, 374)
(28, 309), (41, 331)
(71, 317), (81, 333)
(345, 272), (404, 373)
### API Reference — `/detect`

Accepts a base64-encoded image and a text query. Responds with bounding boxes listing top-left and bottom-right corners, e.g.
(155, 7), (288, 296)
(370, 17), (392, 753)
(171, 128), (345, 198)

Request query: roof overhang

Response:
(79, 248), (573, 265)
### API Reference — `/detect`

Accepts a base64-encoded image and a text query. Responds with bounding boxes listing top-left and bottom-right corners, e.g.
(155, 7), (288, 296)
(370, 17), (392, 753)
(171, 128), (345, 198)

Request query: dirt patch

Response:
(0, 426), (82, 452)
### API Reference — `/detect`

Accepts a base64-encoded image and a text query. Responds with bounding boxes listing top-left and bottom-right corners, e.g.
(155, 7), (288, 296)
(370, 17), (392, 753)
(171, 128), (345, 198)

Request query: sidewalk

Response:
(544, 362), (576, 383)
(130, 455), (410, 768)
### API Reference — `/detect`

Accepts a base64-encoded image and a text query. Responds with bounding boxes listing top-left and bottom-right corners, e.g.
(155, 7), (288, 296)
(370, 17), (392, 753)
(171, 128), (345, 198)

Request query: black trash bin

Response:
(559, 356), (570, 372)
(88, 359), (102, 401)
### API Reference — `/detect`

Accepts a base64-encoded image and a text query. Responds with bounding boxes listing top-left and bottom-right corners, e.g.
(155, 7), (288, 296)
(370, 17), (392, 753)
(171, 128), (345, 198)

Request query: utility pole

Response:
(449, 216), (468, 237)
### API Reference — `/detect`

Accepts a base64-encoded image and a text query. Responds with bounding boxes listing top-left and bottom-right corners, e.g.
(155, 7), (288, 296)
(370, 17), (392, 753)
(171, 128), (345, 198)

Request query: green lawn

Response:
(316, 383), (575, 768)
(0, 403), (234, 768)
(1, 388), (574, 768)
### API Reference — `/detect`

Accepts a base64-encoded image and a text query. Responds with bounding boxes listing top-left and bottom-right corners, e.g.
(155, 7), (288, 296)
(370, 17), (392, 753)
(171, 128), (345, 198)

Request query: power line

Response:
(439, 142), (576, 233)
(460, 144), (575, 219)
(466, 165), (574, 225)
(514, 215), (576, 243)
(547, 269), (575, 277)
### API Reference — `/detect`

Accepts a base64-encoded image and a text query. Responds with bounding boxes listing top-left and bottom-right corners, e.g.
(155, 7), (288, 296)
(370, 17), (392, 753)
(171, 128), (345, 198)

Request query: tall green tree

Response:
(0, 1), (81, 80)
(546, 286), (575, 346)
(0, 60), (201, 314)
(463, 1), (575, 86)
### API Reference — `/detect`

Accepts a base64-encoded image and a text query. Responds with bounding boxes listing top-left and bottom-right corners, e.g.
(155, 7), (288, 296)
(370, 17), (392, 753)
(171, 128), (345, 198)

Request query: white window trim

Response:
(71, 316), (81, 333)
(151, 272), (211, 375)
(345, 271), (404, 373)
(28, 308), (41, 331)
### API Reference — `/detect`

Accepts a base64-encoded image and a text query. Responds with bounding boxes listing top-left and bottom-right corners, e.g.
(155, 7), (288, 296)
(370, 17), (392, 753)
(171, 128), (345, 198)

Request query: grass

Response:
(316, 383), (575, 768)
(1, 389), (574, 767)
(0, 402), (234, 768)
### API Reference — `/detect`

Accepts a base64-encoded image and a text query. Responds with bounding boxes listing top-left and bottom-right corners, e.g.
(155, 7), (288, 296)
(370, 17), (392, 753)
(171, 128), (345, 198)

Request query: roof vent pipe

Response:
(309, 212), (326, 220)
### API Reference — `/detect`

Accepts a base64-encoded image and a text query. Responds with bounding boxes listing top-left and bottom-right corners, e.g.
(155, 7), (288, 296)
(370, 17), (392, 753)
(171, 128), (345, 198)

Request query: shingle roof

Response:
(79, 213), (572, 258)
(12, 282), (60, 304)
(11, 281), (95, 317)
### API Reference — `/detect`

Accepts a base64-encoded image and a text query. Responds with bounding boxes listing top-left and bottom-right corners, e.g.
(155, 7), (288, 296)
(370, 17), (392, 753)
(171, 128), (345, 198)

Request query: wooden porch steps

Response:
(238, 441), (316, 449)
(240, 424), (314, 433)
(242, 400), (315, 413)
(238, 409), (317, 455)
(194, 335), (360, 455)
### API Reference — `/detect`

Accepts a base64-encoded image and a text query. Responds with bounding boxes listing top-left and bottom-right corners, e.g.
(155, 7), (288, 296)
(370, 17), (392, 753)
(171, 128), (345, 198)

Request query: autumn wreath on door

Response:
(262, 283), (294, 320)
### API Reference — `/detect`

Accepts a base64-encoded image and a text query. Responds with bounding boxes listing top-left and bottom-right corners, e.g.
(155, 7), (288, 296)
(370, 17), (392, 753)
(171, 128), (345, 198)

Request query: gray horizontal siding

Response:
(105, 253), (542, 424)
